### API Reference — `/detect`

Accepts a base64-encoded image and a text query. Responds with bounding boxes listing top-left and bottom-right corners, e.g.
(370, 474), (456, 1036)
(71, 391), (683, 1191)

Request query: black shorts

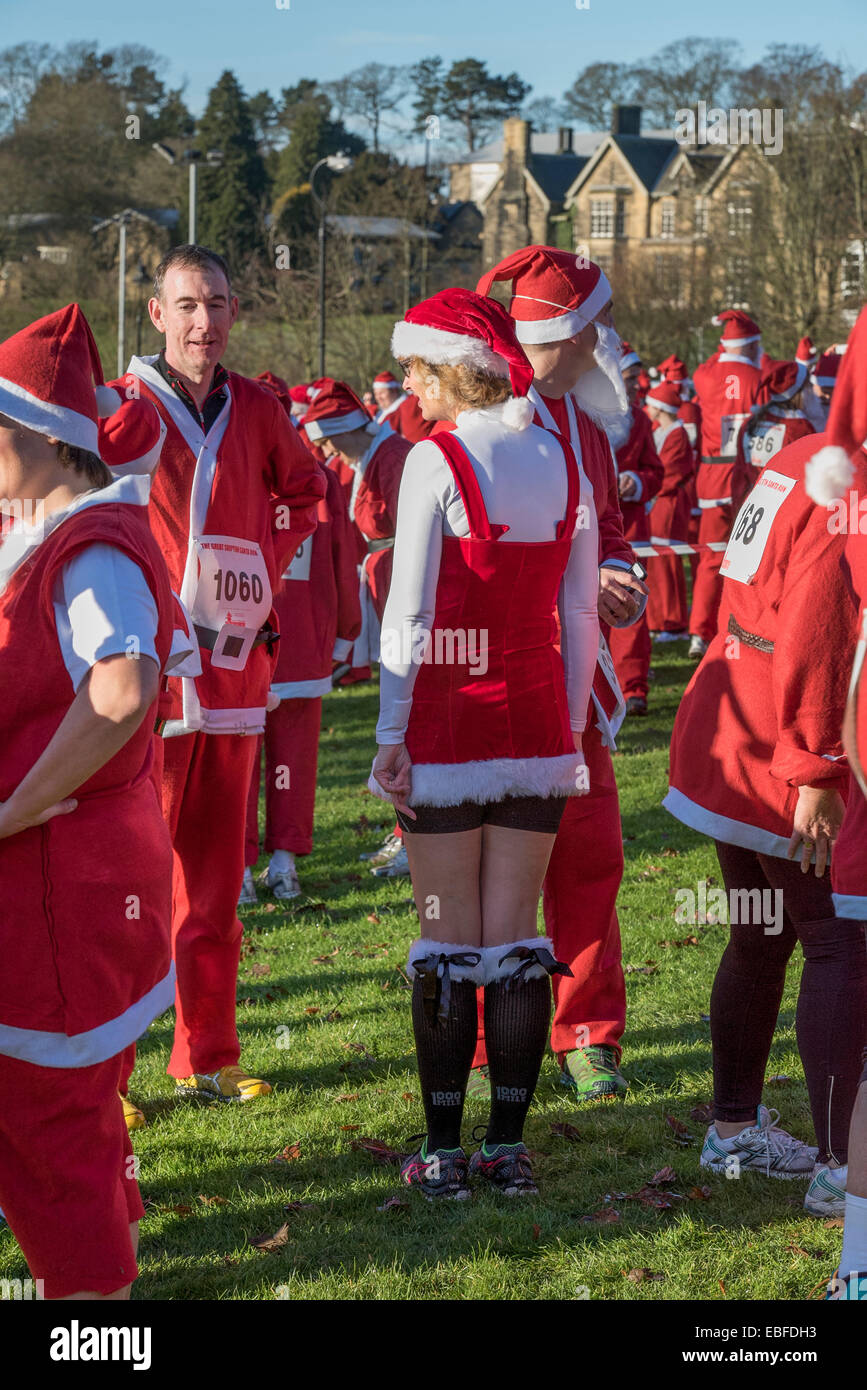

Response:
(396, 794), (567, 836)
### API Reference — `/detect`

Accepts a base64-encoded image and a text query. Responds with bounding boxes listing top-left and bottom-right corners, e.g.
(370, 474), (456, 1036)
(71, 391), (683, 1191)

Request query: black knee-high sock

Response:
(484, 976), (551, 1146)
(411, 977), (478, 1150)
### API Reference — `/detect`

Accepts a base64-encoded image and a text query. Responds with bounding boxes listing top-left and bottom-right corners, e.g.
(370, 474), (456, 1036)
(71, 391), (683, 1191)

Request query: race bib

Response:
(190, 535), (272, 670)
(720, 470), (797, 585)
(719, 414), (750, 458)
(283, 536), (312, 582)
(746, 421), (786, 467)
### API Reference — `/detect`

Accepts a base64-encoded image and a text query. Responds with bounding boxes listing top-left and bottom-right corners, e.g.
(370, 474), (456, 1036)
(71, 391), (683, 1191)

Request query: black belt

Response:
(727, 614), (774, 653)
(194, 622), (279, 654)
(701, 456), (731, 466)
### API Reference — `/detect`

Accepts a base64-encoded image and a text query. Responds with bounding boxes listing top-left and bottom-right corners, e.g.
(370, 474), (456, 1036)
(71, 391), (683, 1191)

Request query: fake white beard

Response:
(572, 324), (631, 437)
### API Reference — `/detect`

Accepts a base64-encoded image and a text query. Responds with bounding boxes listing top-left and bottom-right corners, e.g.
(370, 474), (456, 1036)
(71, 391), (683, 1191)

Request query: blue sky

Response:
(5, 0), (865, 126)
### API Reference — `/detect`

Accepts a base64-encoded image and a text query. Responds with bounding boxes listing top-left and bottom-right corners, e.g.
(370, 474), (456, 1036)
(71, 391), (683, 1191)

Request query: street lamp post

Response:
(92, 209), (158, 376)
(153, 143), (223, 243)
(309, 153), (354, 379)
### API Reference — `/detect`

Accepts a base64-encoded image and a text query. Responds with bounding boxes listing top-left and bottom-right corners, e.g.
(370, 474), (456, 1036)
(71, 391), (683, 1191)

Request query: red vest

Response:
(0, 488), (175, 1062)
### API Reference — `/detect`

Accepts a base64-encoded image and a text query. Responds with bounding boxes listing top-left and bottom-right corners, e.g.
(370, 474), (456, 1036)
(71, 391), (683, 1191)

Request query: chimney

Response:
(612, 105), (642, 137)
(557, 126), (574, 154)
(503, 118), (530, 165)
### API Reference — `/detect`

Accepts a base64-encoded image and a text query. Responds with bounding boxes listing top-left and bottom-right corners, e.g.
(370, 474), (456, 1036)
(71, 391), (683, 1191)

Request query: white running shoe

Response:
(265, 866), (302, 901)
(688, 635), (708, 660)
(805, 1163), (847, 1216)
(654, 630), (689, 644)
(360, 831), (401, 865)
(238, 866), (258, 906)
(370, 844), (409, 877)
(700, 1105), (817, 1179)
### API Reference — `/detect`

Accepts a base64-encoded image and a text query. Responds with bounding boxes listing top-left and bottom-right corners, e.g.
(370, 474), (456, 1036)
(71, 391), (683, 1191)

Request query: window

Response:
(841, 246), (864, 301)
(655, 255), (681, 301)
(695, 200), (709, 236)
(660, 203), (676, 238)
(727, 200), (753, 238)
(724, 255), (751, 305)
(615, 198), (625, 237)
(590, 198), (614, 237)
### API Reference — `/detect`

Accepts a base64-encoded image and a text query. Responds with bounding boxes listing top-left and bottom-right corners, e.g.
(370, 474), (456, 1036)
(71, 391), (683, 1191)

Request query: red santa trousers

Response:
(690, 504), (731, 641)
(245, 697), (323, 863)
(645, 555), (688, 632)
(605, 616), (651, 701)
(161, 731), (257, 1077)
(472, 719), (626, 1064)
(0, 1051), (144, 1298)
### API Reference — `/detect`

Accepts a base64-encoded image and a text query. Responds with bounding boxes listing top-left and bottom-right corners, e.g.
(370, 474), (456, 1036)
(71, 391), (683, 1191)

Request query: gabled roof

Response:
(611, 135), (678, 191)
(528, 152), (589, 204)
(326, 214), (438, 241)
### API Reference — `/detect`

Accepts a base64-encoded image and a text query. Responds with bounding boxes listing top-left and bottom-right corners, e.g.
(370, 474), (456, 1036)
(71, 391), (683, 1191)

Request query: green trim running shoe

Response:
(469, 1141), (538, 1197)
(400, 1140), (470, 1200)
(466, 1065), (491, 1103)
(560, 1045), (627, 1102)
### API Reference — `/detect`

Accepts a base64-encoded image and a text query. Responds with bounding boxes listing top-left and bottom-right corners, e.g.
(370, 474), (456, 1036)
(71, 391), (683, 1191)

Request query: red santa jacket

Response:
(732, 406), (815, 513)
(665, 431), (858, 857)
(692, 352), (761, 507)
(613, 404), (664, 543)
(351, 423), (411, 621)
(646, 417), (695, 544)
(0, 480), (176, 1062)
(271, 465), (362, 697)
(112, 356), (325, 736)
(831, 455), (867, 911)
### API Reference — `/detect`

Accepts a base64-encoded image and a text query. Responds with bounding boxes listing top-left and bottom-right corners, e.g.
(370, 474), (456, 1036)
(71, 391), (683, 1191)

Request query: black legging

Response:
(711, 840), (867, 1163)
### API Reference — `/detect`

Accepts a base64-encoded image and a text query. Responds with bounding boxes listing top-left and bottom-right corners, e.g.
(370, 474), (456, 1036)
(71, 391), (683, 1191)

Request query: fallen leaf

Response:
(823, 1217), (845, 1228)
(377, 1195), (409, 1212)
(335, 1093), (359, 1103)
(638, 866), (665, 879)
(785, 1243), (811, 1258)
(351, 1136), (405, 1166)
(402, 1092), (415, 1102)
(623, 1268), (665, 1283)
(272, 1143), (302, 1163)
(249, 962), (271, 976)
(324, 1007), (343, 1022)
(250, 1223), (290, 1253)
(660, 848), (681, 857)
(657, 936), (699, 948)
(341, 1124), (360, 1131)
(582, 1208), (620, 1224)
(263, 903), (277, 914)
(665, 1115), (694, 1145)
(647, 1165), (677, 1186)
(304, 1006), (320, 1016)
(765, 1074), (792, 1085)
(366, 913), (381, 924)
(223, 1256), (239, 1267)
(170, 1204), (192, 1216)
(343, 1042), (375, 1061)
(688, 1185), (713, 1201)
(718, 1279), (726, 1296)
(532, 1224), (541, 1241)
(197, 1194), (228, 1207)
(312, 947), (340, 964)
(624, 962), (658, 975)
(550, 1121), (582, 1142)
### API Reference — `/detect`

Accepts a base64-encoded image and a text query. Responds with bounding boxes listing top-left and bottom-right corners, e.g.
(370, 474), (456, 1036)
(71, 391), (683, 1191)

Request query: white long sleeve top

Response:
(376, 402), (600, 745)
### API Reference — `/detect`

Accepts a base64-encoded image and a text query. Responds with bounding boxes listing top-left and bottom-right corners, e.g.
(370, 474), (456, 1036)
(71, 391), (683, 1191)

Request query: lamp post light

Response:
(309, 152), (354, 378)
(153, 143), (223, 244)
(92, 209), (158, 376)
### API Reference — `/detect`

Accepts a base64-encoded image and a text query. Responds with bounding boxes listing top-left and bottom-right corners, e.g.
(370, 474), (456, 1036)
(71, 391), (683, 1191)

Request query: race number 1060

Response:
(213, 568), (264, 605)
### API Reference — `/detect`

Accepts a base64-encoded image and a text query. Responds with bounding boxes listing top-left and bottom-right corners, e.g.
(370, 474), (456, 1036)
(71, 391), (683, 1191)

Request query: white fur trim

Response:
(805, 445), (855, 505)
(648, 396), (679, 415)
(500, 395), (534, 430)
(305, 408), (369, 440)
(482, 937), (556, 984)
(512, 272), (612, 341)
(391, 321), (510, 378)
(368, 753), (586, 808)
(0, 376), (98, 452)
(619, 351), (641, 372)
(94, 385), (122, 418)
(406, 938), (486, 985)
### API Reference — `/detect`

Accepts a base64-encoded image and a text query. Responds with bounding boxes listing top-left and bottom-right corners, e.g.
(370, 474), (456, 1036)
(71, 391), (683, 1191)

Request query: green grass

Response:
(0, 650), (835, 1301)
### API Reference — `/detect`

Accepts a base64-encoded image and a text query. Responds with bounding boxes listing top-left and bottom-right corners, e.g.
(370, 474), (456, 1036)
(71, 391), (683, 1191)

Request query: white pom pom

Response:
(94, 385), (122, 418)
(501, 395), (534, 430)
(805, 445), (854, 505)
(711, 314), (724, 326)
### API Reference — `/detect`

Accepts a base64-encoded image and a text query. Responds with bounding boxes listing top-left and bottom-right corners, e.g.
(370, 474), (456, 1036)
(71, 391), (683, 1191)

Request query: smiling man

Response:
(108, 244), (325, 1117)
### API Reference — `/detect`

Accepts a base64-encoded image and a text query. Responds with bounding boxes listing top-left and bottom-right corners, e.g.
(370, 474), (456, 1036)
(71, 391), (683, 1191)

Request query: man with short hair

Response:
(111, 244), (325, 1110)
(372, 370), (433, 443)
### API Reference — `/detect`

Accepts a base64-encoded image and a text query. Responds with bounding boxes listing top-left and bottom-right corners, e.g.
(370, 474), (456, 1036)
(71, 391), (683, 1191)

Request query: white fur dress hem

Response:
(368, 753), (587, 808)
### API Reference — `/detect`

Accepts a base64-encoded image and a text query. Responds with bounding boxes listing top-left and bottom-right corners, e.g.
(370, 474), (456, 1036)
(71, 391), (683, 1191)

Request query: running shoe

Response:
(625, 696), (648, 716)
(805, 1163), (847, 1217)
(400, 1140), (471, 1200)
(175, 1065), (272, 1103)
(560, 1045), (628, 1102)
(119, 1091), (146, 1131)
(469, 1141), (538, 1197)
(263, 865), (301, 901)
(654, 630), (689, 644)
(360, 832), (401, 864)
(688, 635), (708, 660)
(370, 845), (409, 877)
(700, 1106), (817, 1178)
(826, 1269), (867, 1300)
(238, 866), (258, 906)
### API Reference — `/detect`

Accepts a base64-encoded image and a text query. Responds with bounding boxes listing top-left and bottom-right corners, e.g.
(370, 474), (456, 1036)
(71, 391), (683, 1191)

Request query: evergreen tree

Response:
(195, 70), (268, 262)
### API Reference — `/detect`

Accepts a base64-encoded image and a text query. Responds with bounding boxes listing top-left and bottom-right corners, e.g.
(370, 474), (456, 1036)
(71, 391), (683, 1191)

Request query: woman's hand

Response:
(0, 796), (78, 841)
(598, 566), (647, 626)
(372, 742), (416, 820)
(786, 785), (846, 876)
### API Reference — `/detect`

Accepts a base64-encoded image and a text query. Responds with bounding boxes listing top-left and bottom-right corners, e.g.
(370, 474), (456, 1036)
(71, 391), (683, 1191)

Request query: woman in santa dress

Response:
(664, 420), (867, 1196)
(0, 305), (177, 1299)
(370, 289), (598, 1199)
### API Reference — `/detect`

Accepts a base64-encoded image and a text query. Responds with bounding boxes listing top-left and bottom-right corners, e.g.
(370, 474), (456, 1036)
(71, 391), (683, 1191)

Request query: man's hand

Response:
(598, 565), (647, 626)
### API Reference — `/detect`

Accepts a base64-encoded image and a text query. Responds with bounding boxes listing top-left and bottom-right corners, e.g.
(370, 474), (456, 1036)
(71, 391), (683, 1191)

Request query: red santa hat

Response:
(289, 383), (312, 403)
(373, 370), (401, 391)
(0, 302), (119, 454)
(476, 245), (612, 344)
(98, 393), (166, 477)
(301, 379), (372, 440)
(256, 370), (290, 396)
(619, 341), (642, 372)
(812, 349), (843, 390)
(657, 353), (687, 383)
(806, 308), (867, 504)
(644, 381), (682, 415)
(796, 335), (817, 368)
(712, 309), (761, 348)
(391, 287), (535, 430)
(755, 358), (809, 408)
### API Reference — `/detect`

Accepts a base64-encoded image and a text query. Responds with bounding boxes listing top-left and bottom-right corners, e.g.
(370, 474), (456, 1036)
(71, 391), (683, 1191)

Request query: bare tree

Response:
(562, 61), (640, 129)
(0, 43), (54, 135)
(630, 37), (742, 128)
(326, 64), (409, 153)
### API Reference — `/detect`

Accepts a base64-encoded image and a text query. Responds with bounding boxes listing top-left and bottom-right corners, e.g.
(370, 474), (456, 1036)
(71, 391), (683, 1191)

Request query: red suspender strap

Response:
(555, 436), (582, 540)
(430, 433), (508, 541)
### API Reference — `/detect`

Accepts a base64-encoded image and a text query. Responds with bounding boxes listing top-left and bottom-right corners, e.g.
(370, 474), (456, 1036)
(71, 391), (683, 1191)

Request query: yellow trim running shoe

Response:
(119, 1091), (146, 1130)
(175, 1066), (272, 1103)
